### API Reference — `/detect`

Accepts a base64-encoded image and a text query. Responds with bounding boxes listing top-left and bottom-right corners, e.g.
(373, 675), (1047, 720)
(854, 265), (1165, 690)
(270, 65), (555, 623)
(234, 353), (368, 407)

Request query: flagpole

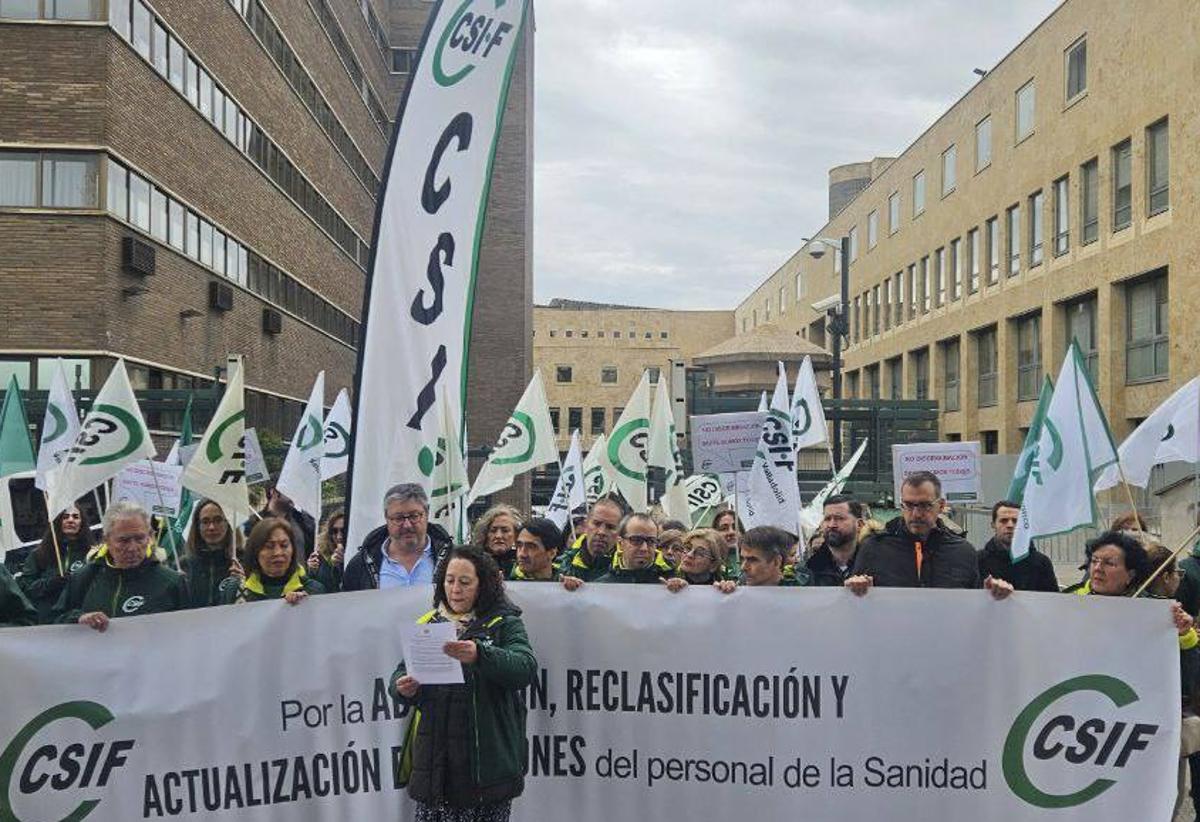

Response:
(147, 461), (183, 573)
(1135, 521), (1200, 598)
(41, 492), (64, 576)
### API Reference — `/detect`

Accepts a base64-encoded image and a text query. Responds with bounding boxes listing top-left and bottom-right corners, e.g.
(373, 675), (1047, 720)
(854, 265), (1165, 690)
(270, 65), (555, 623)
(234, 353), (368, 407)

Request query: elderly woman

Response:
(18, 504), (95, 623)
(180, 499), (243, 608)
(471, 504), (523, 579)
(393, 546), (537, 822)
(55, 501), (187, 630)
(307, 509), (346, 592)
(221, 518), (324, 605)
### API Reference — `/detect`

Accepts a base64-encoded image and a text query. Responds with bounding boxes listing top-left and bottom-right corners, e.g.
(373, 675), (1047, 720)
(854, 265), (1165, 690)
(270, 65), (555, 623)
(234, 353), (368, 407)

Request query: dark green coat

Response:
(54, 559), (187, 624)
(219, 568), (326, 603)
(0, 563), (36, 628)
(510, 565), (561, 582)
(309, 553), (343, 593)
(180, 548), (238, 608)
(393, 603), (537, 808)
(595, 564), (669, 584)
(17, 541), (91, 623)
(556, 538), (614, 582)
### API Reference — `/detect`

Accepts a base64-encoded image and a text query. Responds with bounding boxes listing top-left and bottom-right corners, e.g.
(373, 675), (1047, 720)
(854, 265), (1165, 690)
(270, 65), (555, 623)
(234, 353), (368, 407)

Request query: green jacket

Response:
(393, 603), (537, 807)
(595, 564), (669, 584)
(180, 548), (238, 608)
(510, 565), (562, 582)
(0, 563), (36, 628)
(54, 559), (188, 624)
(219, 568), (326, 604)
(557, 537), (615, 582)
(17, 541), (91, 624)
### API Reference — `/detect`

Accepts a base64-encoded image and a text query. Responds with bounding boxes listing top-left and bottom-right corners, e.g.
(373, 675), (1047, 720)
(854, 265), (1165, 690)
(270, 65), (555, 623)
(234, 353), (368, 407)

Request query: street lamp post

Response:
(804, 236), (851, 470)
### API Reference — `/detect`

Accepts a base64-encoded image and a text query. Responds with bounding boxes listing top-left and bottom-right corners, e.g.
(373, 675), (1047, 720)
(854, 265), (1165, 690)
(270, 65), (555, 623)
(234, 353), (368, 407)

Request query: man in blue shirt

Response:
(342, 484), (453, 590)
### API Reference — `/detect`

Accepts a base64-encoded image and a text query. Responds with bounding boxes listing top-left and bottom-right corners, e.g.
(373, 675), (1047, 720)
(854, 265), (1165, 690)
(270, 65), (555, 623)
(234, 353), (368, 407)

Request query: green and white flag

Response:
(48, 360), (156, 518)
(1012, 343), (1118, 562)
(756, 391), (768, 413)
(743, 363), (800, 536)
(1094, 376), (1200, 492)
(582, 433), (615, 505)
(35, 359), (81, 493)
(468, 370), (557, 504)
(1007, 376), (1053, 505)
(319, 389), (352, 481)
(791, 356), (828, 453)
(545, 430), (585, 531)
(181, 358), (249, 524)
(430, 388), (469, 542)
(648, 377), (688, 521)
(607, 371), (652, 510)
(684, 473), (724, 527)
(276, 371), (325, 519)
(0, 375), (36, 480)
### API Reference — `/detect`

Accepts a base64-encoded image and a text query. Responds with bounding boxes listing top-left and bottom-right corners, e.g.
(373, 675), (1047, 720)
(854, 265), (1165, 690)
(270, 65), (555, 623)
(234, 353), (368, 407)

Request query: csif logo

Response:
(204, 411), (247, 485)
(0, 702), (134, 822)
(66, 406), (144, 467)
(323, 421), (350, 459)
(433, 0), (520, 87)
(792, 398), (812, 438)
(608, 419), (649, 482)
(490, 412), (536, 466)
(1002, 675), (1160, 809)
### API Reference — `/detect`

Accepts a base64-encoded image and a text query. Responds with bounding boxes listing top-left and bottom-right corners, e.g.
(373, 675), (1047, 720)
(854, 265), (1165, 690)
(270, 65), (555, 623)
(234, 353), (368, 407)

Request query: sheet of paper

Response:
(400, 621), (464, 685)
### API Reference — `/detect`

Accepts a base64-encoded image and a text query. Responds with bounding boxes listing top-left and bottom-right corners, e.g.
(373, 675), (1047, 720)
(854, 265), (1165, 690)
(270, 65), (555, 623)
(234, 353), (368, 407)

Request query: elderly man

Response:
(845, 471), (1012, 599)
(55, 500), (188, 631)
(557, 495), (624, 582)
(343, 483), (453, 591)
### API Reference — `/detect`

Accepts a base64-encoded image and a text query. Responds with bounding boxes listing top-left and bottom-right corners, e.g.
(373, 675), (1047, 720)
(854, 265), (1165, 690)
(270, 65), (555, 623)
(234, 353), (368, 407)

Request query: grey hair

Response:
(103, 500), (152, 536)
(383, 483), (429, 513)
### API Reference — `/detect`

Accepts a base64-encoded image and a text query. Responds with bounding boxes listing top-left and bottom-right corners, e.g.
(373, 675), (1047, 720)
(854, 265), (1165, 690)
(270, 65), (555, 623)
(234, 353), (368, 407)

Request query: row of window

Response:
(0, 0), (98, 19)
(548, 407), (616, 437)
(848, 118), (1169, 347)
(553, 366), (661, 385)
(846, 275), (1168, 408)
(98, 153), (361, 347)
(106, 0), (370, 270)
(307, 0), (391, 136)
(544, 328), (670, 341)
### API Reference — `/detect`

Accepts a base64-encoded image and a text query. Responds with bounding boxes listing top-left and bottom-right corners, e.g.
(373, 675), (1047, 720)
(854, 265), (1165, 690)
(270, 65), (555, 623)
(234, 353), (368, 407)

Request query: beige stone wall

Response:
(733, 0), (1200, 452)
(534, 306), (734, 450)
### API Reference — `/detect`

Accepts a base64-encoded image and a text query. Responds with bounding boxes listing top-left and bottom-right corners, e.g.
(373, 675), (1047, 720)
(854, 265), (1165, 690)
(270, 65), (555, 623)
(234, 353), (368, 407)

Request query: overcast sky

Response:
(532, 0), (1061, 310)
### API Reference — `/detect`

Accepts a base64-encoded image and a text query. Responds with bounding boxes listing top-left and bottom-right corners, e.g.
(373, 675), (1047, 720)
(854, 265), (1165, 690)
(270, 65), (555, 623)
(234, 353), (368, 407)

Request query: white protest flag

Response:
(1095, 376), (1199, 492)
(545, 430), (585, 530)
(1012, 343), (1118, 561)
(743, 363), (801, 536)
(798, 438), (869, 538)
(791, 355), (828, 453)
(468, 370), (558, 504)
(276, 372), (326, 519)
(430, 387), (470, 541)
(345, 0), (532, 548)
(607, 371), (653, 509)
(320, 388), (352, 481)
(756, 391), (768, 413)
(647, 377), (688, 520)
(684, 473), (724, 527)
(582, 433), (615, 505)
(181, 358), (250, 522)
(35, 358), (82, 492)
(47, 359), (157, 517)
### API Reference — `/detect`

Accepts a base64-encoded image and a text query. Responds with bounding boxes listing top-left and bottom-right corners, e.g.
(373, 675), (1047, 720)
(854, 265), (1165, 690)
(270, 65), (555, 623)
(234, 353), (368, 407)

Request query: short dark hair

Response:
(712, 509), (739, 530)
(824, 494), (861, 518)
(660, 519), (688, 532)
(432, 545), (509, 615)
(901, 471), (942, 496)
(1085, 530), (1150, 589)
(991, 500), (1021, 522)
(590, 495), (626, 518)
(243, 518), (300, 577)
(740, 526), (793, 562)
(618, 512), (658, 537)
(519, 518), (565, 554)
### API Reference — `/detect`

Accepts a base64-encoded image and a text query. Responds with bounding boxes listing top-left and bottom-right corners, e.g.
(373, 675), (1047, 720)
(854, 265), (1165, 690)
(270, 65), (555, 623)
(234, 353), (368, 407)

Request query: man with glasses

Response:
(846, 472), (1012, 599)
(342, 483), (453, 590)
(977, 500), (1059, 592)
(591, 513), (671, 585)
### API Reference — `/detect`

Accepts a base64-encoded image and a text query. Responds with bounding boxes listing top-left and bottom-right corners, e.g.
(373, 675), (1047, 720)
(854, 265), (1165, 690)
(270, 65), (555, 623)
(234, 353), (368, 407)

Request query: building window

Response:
(391, 47), (417, 74)
(934, 247), (945, 307)
(1112, 139), (1133, 231)
(1017, 313), (1042, 400)
(867, 210), (878, 249)
(941, 144), (956, 196)
(1053, 176), (1069, 256)
(132, 0), (150, 59)
(1006, 204), (1021, 276)
(109, 0), (130, 36)
(764, 300), (771, 322)
(888, 357), (903, 399)
(920, 257), (930, 314)
(36, 153), (99, 208)
(982, 431), (999, 455)
(548, 329), (556, 338)
(872, 285), (880, 336)
(968, 228), (980, 293)
(612, 407), (623, 426)
(1065, 36), (1087, 101)
(912, 348), (929, 400)
(975, 116), (992, 172)
(741, 318), (747, 333)
(1126, 273), (1168, 383)
(893, 272), (902, 326)
(852, 296), (860, 343)
(888, 191), (900, 234)
(943, 339), (960, 412)
(977, 327), (998, 407)
(867, 365), (880, 399)
(1029, 190), (1044, 267)
(1066, 295), (1099, 384)
(568, 407), (582, 433)
(0, 153), (38, 207)
(882, 279), (892, 331)
(564, 329), (573, 338)
(1016, 80), (1035, 141)
(556, 365), (572, 384)
(647, 367), (661, 385)
(906, 264), (917, 320)
(590, 408), (605, 435)
(913, 171), (925, 216)
(848, 226), (859, 262)
(1147, 118), (1169, 216)
(1081, 158), (1099, 244)
(661, 330), (669, 339)
(986, 217), (999, 284)
(795, 271), (803, 300)
(105, 157), (128, 218)
(549, 408), (560, 434)
(950, 238), (962, 301)
(129, 171), (150, 231)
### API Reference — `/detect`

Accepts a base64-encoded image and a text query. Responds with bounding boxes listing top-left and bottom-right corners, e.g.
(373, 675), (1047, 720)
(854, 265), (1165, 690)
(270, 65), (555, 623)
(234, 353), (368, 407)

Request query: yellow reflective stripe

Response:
(243, 567), (305, 597)
(484, 615), (503, 628)
(416, 609), (438, 625)
(1181, 628), (1199, 651)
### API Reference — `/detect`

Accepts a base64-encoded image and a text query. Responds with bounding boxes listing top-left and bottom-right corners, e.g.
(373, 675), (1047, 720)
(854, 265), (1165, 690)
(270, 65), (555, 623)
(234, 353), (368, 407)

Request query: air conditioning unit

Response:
(262, 308), (283, 335)
(209, 281), (234, 312)
(122, 237), (156, 276)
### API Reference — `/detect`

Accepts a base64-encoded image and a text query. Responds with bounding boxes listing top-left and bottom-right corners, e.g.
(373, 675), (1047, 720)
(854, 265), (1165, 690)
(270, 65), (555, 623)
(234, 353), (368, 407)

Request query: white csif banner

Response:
(0, 588), (1180, 821)
(346, 0), (531, 551)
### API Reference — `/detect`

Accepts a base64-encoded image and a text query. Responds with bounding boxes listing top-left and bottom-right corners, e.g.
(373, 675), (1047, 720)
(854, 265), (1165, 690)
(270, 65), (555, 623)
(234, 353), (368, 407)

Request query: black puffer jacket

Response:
(852, 517), (979, 588)
(977, 537), (1060, 592)
(342, 523), (454, 591)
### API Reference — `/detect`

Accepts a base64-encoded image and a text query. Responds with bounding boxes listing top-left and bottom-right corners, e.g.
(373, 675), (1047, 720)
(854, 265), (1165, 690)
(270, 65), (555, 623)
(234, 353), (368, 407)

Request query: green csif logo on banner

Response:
(323, 422), (350, 459)
(67, 405), (144, 467)
(608, 419), (649, 482)
(433, 0), (518, 87)
(1002, 675), (1160, 809)
(0, 701), (134, 822)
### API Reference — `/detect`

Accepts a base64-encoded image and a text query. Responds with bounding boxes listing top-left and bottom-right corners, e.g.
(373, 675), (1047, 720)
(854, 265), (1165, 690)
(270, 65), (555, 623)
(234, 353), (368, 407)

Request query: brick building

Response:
(0, 0), (533, 463)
